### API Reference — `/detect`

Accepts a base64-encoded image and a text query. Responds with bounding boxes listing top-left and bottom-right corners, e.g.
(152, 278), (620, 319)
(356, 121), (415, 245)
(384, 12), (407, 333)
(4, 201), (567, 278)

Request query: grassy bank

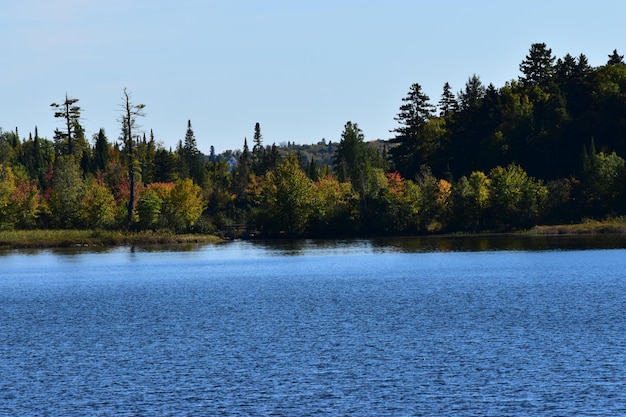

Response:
(528, 218), (626, 235)
(0, 229), (223, 249)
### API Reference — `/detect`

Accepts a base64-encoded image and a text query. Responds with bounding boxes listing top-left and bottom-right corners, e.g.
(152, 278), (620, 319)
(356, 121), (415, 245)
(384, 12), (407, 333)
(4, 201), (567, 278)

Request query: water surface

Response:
(1, 237), (625, 415)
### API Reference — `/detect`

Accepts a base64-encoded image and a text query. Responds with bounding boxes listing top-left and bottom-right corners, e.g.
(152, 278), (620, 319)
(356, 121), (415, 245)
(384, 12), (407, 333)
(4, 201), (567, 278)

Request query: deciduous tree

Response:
(259, 154), (314, 236)
(79, 176), (117, 229)
(48, 156), (85, 228)
(487, 164), (547, 229)
(165, 178), (205, 232)
(581, 140), (626, 217)
(310, 175), (358, 235)
(452, 171), (490, 231)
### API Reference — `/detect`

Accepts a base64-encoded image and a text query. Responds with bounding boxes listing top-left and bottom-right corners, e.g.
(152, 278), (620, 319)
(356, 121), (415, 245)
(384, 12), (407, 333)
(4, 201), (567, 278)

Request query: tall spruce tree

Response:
(438, 82), (457, 117)
(93, 128), (109, 173)
(252, 122), (263, 154)
(183, 120), (202, 183)
(252, 122), (266, 174)
(390, 83), (435, 178)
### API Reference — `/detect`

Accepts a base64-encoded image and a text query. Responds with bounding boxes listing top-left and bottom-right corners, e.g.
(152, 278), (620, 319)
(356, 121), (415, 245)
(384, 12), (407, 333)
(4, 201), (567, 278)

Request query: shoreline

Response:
(2, 220), (626, 250)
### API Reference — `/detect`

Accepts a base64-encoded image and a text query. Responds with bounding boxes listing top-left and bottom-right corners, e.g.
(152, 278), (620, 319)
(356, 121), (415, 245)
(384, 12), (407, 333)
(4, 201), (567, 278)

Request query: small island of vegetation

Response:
(2, 43), (626, 248)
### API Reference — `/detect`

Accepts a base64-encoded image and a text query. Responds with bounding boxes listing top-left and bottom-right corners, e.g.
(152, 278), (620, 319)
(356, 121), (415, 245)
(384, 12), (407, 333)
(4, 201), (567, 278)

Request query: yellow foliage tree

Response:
(79, 177), (117, 229)
(165, 178), (205, 232)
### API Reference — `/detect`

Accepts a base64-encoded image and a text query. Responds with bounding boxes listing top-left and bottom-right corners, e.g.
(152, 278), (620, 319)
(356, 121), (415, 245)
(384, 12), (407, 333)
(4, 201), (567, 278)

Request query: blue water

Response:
(1, 239), (626, 416)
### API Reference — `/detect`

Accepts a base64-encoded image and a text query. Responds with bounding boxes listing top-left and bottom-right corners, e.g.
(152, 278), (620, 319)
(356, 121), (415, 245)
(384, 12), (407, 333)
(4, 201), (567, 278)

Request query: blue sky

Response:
(2, 0), (625, 153)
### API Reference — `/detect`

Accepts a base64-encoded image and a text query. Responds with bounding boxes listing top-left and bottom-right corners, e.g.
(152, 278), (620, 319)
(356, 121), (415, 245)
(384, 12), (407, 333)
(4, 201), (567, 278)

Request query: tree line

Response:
(1, 43), (626, 237)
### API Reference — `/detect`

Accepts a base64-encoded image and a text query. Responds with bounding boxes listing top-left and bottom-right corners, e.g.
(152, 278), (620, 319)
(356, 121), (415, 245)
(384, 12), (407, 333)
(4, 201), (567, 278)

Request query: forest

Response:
(2, 43), (626, 238)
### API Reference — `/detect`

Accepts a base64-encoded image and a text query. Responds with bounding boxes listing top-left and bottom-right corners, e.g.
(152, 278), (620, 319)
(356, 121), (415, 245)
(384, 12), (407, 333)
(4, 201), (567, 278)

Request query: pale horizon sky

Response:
(2, 0), (625, 154)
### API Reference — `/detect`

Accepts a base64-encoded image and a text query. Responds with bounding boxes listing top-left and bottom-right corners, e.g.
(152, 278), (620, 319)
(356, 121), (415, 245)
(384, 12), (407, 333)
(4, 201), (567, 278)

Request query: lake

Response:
(1, 236), (626, 416)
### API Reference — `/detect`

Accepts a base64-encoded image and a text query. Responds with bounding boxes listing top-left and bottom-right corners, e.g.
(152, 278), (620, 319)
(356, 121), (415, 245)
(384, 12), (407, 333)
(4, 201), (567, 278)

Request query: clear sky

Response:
(2, 0), (625, 153)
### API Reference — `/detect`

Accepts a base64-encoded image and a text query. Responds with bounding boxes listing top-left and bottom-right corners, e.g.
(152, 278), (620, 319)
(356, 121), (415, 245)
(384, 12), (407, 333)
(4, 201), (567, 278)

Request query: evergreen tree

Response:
(389, 83), (435, 178)
(519, 43), (556, 86)
(176, 139), (187, 178)
(154, 147), (178, 182)
(333, 121), (367, 186)
(457, 74), (486, 111)
(93, 128), (110, 173)
(607, 49), (624, 65)
(266, 143), (281, 171)
(51, 93), (82, 156)
(576, 53), (592, 75)
(32, 127), (44, 185)
(252, 122), (263, 154)
(18, 126), (48, 187)
(555, 53), (577, 80)
(307, 158), (320, 181)
(183, 120), (203, 183)
(234, 138), (251, 201)
(252, 122), (267, 175)
(438, 82), (457, 117)
(241, 137), (251, 167)
(142, 130), (157, 184)
(184, 120), (198, 153)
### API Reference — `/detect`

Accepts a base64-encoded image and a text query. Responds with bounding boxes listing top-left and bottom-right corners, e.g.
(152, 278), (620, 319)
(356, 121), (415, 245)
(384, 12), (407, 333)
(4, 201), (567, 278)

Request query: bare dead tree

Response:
(119, 88), (146, 227)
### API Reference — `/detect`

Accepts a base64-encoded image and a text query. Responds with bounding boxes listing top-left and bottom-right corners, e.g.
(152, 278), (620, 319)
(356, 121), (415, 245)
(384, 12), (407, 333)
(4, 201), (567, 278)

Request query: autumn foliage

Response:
(2, 44), (626, 236)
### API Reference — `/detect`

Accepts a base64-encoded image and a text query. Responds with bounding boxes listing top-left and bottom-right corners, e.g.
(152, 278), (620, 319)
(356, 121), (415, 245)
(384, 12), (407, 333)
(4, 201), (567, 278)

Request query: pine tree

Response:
(51, 93), (82, 156)
(519, 43), (556, 86)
